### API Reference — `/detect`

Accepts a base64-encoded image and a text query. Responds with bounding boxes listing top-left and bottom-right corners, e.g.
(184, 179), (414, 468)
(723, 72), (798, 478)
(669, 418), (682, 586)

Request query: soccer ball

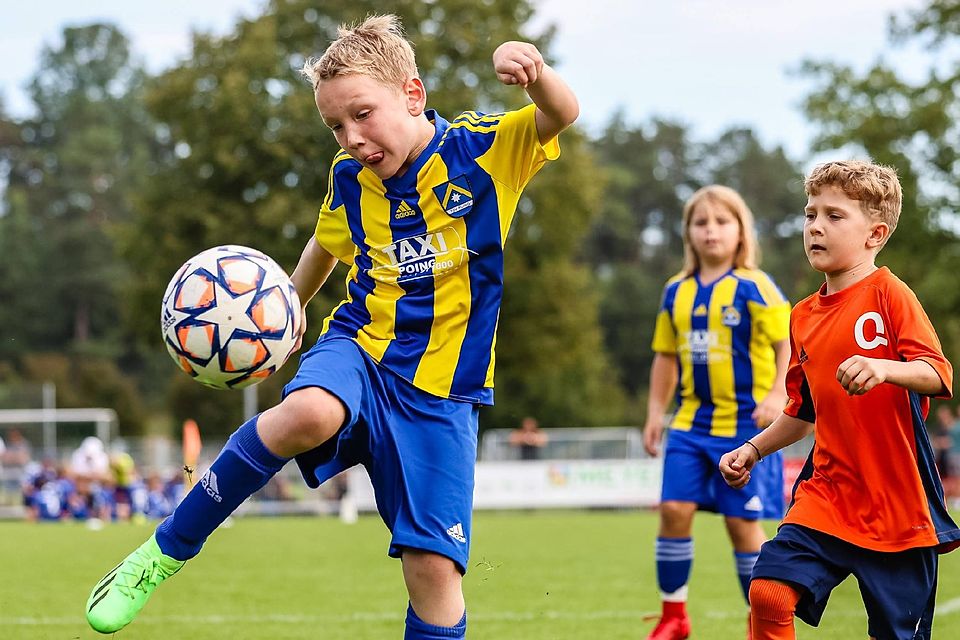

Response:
(161, 245), (302, 390)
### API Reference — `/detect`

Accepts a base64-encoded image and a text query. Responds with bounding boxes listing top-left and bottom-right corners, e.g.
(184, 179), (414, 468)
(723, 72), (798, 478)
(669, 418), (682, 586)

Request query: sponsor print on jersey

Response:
(368, 226), (474, 284)
(681, 329), (725, 365)
(432, 175), (474, 218)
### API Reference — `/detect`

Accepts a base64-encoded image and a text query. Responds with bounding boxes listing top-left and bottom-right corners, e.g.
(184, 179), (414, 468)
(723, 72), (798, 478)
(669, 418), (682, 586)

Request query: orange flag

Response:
(182, 419), (202, 488)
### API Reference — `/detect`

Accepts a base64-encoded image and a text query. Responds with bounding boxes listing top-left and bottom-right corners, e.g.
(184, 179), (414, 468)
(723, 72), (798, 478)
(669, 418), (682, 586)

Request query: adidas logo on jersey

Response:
(744, 496), (763, 512)
(201, 469), (223, 503)
(394, 201), (417, 219)
(693, 304), (708, 316)
(446, 522), (466, 543)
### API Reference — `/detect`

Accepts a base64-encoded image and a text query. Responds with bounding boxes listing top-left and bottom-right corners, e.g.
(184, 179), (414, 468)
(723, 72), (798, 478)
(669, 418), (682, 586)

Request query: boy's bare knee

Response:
(402, 550), (464, 626)
(258, 388), (346, 456)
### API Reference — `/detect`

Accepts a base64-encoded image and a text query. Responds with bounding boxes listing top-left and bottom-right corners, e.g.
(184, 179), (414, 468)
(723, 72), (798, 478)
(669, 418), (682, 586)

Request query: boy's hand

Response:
(836, 355), (887, 396)
(719, 445), (760, 489)
(493, 41), (544, 88)
(291, 306), (308, 354)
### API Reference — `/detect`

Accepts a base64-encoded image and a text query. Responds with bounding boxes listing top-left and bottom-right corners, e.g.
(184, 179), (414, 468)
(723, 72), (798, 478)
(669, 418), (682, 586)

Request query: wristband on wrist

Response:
(745, 439), (763, 461)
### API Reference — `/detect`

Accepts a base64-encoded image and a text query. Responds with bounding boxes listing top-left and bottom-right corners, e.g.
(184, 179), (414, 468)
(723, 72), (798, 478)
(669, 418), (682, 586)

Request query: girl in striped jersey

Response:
(643, 185), (791, 640)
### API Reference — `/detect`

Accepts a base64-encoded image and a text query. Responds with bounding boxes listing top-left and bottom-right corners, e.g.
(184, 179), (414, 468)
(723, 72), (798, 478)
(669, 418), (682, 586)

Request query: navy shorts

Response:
(283, 335), (479, 573)
(752, 524), (938, 639)
(661, 428), (784, 519)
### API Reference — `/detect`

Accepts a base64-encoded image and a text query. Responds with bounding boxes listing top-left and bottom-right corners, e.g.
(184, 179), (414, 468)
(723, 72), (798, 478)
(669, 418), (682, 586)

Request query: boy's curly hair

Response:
(804, 161), (902, 240)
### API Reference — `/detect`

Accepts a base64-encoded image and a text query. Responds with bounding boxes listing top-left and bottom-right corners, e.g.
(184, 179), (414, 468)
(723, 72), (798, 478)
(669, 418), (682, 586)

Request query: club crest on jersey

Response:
(433, 175), (474, 218)
(721, 306), (742, 327)
(368, 226), (471, 284)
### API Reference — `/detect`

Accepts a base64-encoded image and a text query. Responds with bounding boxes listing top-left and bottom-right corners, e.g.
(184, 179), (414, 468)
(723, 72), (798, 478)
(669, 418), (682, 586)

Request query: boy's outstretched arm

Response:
(719, 414), (814, 489)
(492, 41), (579, 144)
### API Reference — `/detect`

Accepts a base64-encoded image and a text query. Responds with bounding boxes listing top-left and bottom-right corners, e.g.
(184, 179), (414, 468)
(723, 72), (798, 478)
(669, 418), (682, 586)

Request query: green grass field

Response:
(3, 510), (959, 639)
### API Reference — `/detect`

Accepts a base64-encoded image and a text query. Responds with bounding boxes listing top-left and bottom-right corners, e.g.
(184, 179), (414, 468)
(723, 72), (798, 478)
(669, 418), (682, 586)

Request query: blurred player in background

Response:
(86, 13), (578, 638)
(720, 161), (959, 639)
(643, 185), (791, 639)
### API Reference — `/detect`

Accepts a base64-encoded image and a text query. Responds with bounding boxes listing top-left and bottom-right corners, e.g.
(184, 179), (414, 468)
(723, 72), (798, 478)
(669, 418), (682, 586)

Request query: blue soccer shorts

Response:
(752, 524), (938, 638)
(660, 427), (784, 519)
(282, 335), (479, 574)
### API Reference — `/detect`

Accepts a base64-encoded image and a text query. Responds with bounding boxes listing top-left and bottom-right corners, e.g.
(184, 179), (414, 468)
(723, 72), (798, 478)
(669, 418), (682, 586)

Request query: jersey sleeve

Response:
(887, 280), (953, 399)
(480, 104), (560, 192)
(313, 154), (356, 265)
(783, 309), (816, 423)
(651, 285), (677, 354)
(751, 272), (791, 343)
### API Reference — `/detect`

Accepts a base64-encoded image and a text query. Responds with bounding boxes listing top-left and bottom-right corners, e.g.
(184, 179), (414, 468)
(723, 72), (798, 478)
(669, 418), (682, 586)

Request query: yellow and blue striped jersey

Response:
(651, 268), (790, 437)
(314, 104), (559, 405)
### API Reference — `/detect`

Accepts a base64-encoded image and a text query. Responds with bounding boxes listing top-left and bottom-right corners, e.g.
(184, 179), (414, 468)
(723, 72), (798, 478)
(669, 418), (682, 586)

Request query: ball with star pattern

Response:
(160, 245), (302, 390)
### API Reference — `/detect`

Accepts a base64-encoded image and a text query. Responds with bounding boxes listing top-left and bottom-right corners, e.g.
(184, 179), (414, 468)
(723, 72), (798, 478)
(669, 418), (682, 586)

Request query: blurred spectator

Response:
(260, 474), (293, 501)
(143, 473), (175, 520)
(110, 451), (140, 520)
(1, 429), (33, 500)
(509, 416), (548, 461)
(931, 405), (958, 499)
(1, 429), (32, 467)
(22, 459), (61, 521)
(69, 436), (111, 482)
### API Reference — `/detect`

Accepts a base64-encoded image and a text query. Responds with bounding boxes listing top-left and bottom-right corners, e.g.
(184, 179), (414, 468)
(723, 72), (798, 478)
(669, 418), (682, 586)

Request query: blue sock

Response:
(656, 537), (693, 599)
(404, 603), (466, 639)
(156, 416), (288, 560)
(735, 551), (760, 603)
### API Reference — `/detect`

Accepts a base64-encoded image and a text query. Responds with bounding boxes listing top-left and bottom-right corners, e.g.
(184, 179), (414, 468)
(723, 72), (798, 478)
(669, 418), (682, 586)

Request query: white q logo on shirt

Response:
(854, 311), (888, 350)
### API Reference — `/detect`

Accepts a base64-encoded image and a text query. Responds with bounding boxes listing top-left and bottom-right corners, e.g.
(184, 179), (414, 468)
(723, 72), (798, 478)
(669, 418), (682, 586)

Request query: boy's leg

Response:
(750, 525), (849, 632)
(402, 550), (467, 639)
(749, 579), (801, 640)
(855, 545), (938, 640)
(86, 387), (345, 633)
(362, 378), (477, 639)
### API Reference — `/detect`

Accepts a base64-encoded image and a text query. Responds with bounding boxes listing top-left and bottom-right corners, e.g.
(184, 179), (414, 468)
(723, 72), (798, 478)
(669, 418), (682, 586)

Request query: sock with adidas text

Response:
(156, 416), (288, 560)
(735, 551), (760, 603)
(656, 537), (692, 616)
(404, 603), (466, 639)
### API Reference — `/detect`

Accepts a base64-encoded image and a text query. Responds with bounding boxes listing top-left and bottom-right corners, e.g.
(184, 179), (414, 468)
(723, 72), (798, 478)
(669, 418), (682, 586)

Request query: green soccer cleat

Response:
(85, 535), (184, 634)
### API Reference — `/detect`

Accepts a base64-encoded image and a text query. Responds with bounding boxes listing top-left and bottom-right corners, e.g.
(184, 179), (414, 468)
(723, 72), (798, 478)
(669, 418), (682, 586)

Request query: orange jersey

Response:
(782, 267), (959, 552)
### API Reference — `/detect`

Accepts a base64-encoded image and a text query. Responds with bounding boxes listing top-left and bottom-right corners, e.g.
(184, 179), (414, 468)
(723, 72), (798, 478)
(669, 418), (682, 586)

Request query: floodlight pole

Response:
(42, 381), (56, 457)
(243, 385), (258, 422)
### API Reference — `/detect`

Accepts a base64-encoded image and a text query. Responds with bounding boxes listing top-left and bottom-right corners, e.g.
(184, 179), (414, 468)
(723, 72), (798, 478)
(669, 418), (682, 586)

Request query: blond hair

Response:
(301, 14), (418, 91)
(804, 160), (901, 242)
(679, 185), (760, 276)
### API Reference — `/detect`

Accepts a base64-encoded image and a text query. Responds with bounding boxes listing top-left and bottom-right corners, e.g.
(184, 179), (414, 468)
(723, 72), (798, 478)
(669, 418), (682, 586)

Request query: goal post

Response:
(0, 408), (118, 457)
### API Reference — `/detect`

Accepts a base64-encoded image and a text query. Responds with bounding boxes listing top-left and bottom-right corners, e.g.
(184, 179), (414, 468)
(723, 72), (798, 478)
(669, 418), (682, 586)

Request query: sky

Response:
(0, 0), (940, 160)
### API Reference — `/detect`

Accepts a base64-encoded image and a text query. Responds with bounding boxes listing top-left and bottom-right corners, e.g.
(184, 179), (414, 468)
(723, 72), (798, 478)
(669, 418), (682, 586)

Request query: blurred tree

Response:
(699, 128), (811, 301)
(586, 118), (804, 422)
(490, 128), (625, 428)
(126, 0), (618, 434)
(799, 0), (960, 365)
(587, 117), (695, 401)
(19, 353), (145, 435)
(0, 24), (156, 358)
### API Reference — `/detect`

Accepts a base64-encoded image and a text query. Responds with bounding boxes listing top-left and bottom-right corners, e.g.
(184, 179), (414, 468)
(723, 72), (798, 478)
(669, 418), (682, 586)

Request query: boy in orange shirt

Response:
(719, 160), (959, 639)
